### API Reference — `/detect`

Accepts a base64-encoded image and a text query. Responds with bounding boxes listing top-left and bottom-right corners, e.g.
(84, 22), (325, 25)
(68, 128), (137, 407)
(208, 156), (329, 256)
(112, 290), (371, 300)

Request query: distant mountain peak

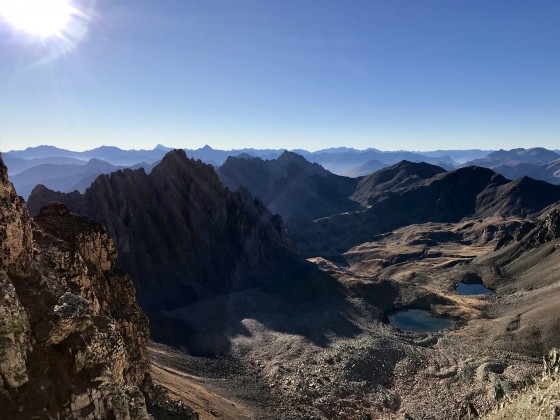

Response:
(154, 144), (171, 151)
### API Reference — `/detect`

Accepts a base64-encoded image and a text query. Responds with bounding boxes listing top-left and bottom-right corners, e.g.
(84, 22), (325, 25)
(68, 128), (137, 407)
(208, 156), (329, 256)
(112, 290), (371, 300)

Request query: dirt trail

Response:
(150, 347), (254, 420)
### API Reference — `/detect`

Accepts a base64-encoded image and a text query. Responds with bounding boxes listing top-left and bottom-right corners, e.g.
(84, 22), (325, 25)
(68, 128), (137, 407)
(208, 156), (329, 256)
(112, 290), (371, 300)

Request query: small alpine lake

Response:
(387, 309), (452, 332)
(456, 282), (493, 296)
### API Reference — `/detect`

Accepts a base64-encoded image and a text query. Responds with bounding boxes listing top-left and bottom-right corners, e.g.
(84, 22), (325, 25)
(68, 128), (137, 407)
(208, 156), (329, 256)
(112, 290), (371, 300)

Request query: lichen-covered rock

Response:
(0, 270), (30, 389)
(0, 153), (154, 419)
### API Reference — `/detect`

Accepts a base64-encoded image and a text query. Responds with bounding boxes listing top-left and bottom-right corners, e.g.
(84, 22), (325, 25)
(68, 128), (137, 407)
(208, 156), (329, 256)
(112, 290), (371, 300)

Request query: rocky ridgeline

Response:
(217, 151), (360, 220)
(0, 154), (197, 419)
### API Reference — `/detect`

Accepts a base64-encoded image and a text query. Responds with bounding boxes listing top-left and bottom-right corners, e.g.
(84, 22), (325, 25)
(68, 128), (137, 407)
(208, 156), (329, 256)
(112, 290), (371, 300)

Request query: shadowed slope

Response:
(217, 151), (360, 220)
(350, 160), (447, 206)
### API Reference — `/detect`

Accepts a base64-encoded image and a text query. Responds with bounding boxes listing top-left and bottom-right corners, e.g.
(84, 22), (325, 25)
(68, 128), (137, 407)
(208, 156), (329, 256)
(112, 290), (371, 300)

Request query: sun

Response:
(0, 0), (74, 38)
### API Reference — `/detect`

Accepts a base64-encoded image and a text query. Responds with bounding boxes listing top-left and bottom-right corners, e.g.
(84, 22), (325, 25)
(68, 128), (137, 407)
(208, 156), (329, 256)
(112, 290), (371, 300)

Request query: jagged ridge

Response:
(28, 150), (339, 314)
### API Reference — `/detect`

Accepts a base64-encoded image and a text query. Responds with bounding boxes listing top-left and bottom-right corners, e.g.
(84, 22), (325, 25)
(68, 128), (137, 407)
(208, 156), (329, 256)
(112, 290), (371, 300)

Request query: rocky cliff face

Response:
(0, 153), (153, 419)
(28, 150), (338, 314)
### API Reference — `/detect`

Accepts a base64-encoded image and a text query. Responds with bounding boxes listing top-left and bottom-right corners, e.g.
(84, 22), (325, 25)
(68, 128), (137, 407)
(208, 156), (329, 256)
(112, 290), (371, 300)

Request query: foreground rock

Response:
(0, 154), (196, 419)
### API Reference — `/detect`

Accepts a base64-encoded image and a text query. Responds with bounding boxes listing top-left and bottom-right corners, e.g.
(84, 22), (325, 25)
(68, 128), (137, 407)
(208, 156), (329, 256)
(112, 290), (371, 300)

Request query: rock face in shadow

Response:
(217, 151), (361, 220)
(0, 154), (153, 419)
(28, 150), (339, 313)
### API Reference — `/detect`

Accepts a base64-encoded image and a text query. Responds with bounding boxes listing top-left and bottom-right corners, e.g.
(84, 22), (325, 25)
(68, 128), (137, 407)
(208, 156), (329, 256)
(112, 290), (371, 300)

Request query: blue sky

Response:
(0, 0), (559, 152)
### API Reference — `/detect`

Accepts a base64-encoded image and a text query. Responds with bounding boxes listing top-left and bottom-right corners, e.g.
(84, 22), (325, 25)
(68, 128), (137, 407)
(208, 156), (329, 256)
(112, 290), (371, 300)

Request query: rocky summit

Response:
(0, 153), (196, 419)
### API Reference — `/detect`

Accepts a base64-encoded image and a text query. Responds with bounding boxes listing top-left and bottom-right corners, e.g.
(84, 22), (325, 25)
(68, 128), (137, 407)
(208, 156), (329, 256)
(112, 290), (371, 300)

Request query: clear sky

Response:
(0, 0), (559, 152)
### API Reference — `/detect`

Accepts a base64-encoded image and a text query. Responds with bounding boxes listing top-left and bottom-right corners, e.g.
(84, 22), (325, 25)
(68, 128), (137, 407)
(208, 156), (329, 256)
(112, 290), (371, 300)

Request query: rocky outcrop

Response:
(519, 205), (560, 248)
(28, 150), (339, 313)
(493, 202), (560, 254)
(0, 153), (161, 419)
(0, 158), (33, 269)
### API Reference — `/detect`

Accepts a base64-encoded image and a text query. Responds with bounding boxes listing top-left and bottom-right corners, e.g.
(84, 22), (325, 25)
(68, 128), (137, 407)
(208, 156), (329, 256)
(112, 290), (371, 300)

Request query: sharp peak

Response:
(155, 149), (215, 174)
(154, 144), (171, 151)
(157, 149), (189, 165)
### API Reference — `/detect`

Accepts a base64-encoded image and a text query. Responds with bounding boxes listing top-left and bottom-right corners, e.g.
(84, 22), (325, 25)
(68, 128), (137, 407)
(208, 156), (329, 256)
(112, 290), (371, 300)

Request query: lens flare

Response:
(0, 0), (76, 38)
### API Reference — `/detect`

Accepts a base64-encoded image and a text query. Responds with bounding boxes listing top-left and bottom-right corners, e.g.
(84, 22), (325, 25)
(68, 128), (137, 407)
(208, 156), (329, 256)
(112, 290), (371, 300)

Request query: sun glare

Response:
(0, 0), (74, 38)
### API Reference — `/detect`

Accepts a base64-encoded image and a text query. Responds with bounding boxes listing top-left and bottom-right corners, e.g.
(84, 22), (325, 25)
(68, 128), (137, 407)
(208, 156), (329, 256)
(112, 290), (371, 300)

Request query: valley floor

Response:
(149, 215), (560, 419)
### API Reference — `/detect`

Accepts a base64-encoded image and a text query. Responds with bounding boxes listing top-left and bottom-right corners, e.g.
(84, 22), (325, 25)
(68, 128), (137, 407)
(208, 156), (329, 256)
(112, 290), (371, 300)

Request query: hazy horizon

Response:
(1, 1), (559, 152)
(2, 142), (528, 155)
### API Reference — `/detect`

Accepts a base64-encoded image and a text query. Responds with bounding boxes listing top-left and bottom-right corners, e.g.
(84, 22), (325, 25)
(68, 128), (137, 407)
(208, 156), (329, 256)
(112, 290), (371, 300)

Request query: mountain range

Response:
(287, 162), (560, 254)
(463, 147), (560, 185)
(5, 145), (560, 418)
(6, 146), (560, 205)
